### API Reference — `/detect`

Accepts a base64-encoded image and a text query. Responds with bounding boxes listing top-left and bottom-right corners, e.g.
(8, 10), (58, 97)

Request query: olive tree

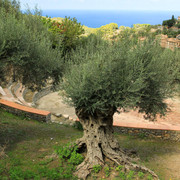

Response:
(62, 36), (174, 179)
(0, 3), (63, 89)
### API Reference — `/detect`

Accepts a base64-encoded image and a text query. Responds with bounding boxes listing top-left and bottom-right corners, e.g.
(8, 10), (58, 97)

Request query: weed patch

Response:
(93, 165), (102, 173)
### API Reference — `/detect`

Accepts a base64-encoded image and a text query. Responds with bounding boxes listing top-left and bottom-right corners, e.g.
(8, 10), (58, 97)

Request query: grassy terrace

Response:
(0, 109), (180, 179)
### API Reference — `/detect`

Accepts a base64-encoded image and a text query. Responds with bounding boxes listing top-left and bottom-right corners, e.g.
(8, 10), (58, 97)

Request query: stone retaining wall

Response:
(22, 88), (29, 100)
(113, 126), (180, 141)
(0, 99), (51, 122)
(32, 86), (54, 106)
(13, 83), (20, 94)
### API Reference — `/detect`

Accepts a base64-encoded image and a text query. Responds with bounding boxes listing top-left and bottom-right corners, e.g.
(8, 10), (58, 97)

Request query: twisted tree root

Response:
(74, 139), (159, 180)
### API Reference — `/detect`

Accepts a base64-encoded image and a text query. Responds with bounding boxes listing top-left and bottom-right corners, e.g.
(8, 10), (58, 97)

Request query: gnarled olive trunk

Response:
(74, 108), (159, 180)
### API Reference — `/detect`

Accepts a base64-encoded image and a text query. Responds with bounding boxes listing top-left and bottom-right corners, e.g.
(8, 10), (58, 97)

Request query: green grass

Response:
(1, 108), (180, 180)
(116, 134), (180, 180)
(0, 109), (82, 179)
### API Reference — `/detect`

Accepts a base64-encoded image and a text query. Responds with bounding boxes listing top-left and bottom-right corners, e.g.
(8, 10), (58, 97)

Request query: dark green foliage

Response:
(62, 35), (174, 120)
(55, 143), (75, 159)
(159, 49), (180, 85)
(55, 143), (84, 165)
(138, 171), (145, 179)
(119, 171), (126, 180)
(8, 166), (77, 180)
(9, 167), (25, 180)
(153, 29), (162, 36)
(126, 170), (135, 180)
(68, 151), (84, 165)
(72, 121), (83, 131)
(162, 27), (180, 38)
(162, 19), (174, 28)
(9, 167), (36, 180)
(171, 15), (176, 24)
(162, 15), (177, 28)
(93, 165), (102, 173)
(175, 22), (180, 28)
(104, 166), (110, 177)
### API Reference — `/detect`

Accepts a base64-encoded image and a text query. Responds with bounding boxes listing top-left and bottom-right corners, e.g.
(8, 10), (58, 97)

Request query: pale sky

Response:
(19, 0), (180, 11)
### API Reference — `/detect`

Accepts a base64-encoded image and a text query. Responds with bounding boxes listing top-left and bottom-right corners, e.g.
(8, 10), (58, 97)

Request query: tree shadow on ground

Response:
(117, 134), (180, 162)
(0, 109), (82, 152)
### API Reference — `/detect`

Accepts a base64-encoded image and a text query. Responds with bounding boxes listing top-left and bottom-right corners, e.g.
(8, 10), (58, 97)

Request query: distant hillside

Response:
(51, 17), (64, 23)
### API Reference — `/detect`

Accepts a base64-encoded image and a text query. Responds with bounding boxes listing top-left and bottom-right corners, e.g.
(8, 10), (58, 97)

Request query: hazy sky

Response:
(19, 0), (180, 11)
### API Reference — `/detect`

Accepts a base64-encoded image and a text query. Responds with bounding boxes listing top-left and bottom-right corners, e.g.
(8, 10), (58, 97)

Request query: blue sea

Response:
(41, 10), (180, 28)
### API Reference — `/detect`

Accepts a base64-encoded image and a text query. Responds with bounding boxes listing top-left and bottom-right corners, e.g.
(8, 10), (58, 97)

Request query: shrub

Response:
(115, 165), (123, 171)
(126, 170), (135, 180)
(104, 166), (110, 177)
(42, 16), (84, 53)
(138, 171), (145, 179)
(68, 151), (84, 165)
(55, 143), (84, 165)
(147, 174), (153, 180)
(119, 171), (126, 180)
(93, 165), (102, 173)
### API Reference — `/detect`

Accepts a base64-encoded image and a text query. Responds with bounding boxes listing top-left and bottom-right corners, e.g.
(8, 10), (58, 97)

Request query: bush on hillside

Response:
(42, 16), (84, 53)
(93, 23), (118, 37)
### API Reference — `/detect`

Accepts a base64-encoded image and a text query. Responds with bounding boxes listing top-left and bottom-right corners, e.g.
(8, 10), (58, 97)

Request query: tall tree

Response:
(0, 2), (64, 88)
(172, 15), (176, 24)
(62, 35), (175, 179)
(162, 15), (176, 28)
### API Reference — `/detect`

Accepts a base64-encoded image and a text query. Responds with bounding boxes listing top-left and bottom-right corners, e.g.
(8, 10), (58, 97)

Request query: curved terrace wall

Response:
(32, 86), (54, 106)
(0, 99), (51, 122)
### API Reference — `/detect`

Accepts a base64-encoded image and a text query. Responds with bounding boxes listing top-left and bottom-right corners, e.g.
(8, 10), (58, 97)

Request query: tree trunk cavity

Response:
(75, 108), (159, 180)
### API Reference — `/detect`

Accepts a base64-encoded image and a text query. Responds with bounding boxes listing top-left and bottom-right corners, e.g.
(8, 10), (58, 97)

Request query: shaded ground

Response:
(0, 109), (180, 179)
(0, 109), (82, 179)
(117, 135), (180, 180)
